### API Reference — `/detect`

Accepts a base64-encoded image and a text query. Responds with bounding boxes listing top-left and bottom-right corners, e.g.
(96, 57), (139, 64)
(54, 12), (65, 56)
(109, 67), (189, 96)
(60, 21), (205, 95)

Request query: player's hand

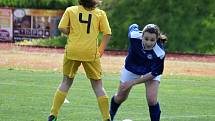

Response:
(99, 50), (104, 57)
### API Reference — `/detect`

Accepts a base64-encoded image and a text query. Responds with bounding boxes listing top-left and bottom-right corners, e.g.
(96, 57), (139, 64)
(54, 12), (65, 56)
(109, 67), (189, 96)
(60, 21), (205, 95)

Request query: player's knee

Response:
(115, 94), (128, 103)
(63, 75), (74, 86)
(147, 97), (157, 106)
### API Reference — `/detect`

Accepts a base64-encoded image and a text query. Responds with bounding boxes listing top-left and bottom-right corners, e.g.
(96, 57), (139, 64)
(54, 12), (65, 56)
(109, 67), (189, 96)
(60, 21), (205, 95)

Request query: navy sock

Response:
(149, 103), (161, 121)
(109, 96), (121, 120)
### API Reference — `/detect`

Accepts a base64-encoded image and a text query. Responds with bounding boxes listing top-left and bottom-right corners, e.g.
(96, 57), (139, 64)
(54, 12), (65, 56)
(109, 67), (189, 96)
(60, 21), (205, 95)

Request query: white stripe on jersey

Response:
(130, 31), (142, 39)
(153, 43), (165, 59)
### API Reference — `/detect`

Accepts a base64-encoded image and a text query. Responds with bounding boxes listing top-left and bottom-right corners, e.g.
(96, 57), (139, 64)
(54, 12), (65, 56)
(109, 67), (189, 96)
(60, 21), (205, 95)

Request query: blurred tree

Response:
(103, 0), (215, 54)
(1, 0), (215, 54)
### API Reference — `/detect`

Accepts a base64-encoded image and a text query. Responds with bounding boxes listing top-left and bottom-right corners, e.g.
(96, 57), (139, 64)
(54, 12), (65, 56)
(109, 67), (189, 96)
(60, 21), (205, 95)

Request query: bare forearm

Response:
(132, 72), (155, 85)
(121, 72), (155, 91)
(99, 34), (112, 56)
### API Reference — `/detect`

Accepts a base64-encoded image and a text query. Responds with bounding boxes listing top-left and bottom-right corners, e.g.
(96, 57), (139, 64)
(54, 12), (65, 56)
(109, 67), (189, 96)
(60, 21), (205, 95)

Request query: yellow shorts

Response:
(63, 56), (102, 80)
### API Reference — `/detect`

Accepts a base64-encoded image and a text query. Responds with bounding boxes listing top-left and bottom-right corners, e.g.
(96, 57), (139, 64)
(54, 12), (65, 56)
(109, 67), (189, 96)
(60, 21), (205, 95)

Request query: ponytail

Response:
(158, 33), (168, 45)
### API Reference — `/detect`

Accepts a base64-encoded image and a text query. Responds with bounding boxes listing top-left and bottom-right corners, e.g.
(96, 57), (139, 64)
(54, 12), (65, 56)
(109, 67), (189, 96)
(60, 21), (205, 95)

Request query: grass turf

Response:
(0, 68), (215, 121)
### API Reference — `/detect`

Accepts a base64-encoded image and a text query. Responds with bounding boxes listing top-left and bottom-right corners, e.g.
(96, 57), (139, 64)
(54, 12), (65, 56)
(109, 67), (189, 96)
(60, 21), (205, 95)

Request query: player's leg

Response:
(48, 58), (81, 121)
(49, 76), (73, 121)
(110, 67), (140, 120)
(110, 82), (132, 120)
(82, 59), (110, 121)
(90, 79), (110, 121)
(145, 76), (161, 121)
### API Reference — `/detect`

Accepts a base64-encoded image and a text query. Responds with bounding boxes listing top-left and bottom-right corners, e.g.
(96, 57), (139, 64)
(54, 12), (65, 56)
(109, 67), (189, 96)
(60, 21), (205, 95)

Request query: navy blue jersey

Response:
(125, 24), (165, 76)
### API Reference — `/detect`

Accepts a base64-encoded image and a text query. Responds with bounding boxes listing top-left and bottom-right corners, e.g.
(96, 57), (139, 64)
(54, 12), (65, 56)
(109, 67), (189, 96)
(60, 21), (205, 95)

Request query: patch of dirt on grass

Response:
(0, 43), (215, 77)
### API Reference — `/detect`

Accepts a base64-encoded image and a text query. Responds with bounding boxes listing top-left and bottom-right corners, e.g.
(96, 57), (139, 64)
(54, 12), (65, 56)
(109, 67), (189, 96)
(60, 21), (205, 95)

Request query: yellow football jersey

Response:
(58, 5), (112, 61)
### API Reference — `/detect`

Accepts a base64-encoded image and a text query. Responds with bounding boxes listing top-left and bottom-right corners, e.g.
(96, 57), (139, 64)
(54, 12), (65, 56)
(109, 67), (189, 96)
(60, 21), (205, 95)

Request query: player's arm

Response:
(120, 73), (155, 91)
(58, 8), (70, 35)
(135, 58), (164, 84)
(133, 72), (154, 84)
(99, 11), (112, 57)
(99, 34), (112, 57)
(122, 57), (165, 90)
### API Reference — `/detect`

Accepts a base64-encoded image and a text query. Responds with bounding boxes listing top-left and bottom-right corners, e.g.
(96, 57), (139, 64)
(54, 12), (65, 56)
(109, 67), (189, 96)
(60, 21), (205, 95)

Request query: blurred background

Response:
(0, 0), (215, 54)
(0, 1), (215, 121)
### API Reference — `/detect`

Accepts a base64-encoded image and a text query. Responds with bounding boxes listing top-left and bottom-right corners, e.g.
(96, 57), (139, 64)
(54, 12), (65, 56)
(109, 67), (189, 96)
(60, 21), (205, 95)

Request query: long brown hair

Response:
(159, 33), (168, 44)
(78, 0), (101, 8)
(143, 24), (168, 44)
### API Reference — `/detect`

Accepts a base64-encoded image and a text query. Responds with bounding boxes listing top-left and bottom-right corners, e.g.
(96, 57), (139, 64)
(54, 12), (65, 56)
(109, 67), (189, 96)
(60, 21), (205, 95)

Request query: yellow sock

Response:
(97, 95), (110, 121)
(50, 89), (67, 116)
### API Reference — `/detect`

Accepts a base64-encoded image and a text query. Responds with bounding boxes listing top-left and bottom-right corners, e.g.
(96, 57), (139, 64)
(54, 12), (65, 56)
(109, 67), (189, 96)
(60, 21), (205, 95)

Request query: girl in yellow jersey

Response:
(48, 0), (111, 121)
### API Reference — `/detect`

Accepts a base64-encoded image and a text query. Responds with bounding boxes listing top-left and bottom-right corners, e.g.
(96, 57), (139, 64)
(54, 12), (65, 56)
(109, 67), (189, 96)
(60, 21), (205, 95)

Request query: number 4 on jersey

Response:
(79, 13), (92, 34)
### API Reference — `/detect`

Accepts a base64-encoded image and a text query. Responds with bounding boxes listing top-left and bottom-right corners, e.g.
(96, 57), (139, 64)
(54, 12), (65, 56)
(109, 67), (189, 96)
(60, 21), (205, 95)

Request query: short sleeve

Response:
(58, 8), (70, 29)
(99, 11), (111, 35)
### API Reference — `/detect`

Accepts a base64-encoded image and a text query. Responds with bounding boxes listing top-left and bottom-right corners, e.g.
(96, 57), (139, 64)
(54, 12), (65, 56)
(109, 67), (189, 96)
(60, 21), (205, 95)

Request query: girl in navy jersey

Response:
(110, 24), (167, 121)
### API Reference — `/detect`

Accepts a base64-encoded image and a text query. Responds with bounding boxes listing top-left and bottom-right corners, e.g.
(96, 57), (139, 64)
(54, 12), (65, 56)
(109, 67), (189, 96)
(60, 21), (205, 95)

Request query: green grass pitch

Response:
(0, 68), (215, 121)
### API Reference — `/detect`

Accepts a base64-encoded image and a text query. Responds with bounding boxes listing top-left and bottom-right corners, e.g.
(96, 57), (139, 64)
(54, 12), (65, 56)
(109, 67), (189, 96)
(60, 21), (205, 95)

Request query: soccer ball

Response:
(122, 119), (132, 121)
